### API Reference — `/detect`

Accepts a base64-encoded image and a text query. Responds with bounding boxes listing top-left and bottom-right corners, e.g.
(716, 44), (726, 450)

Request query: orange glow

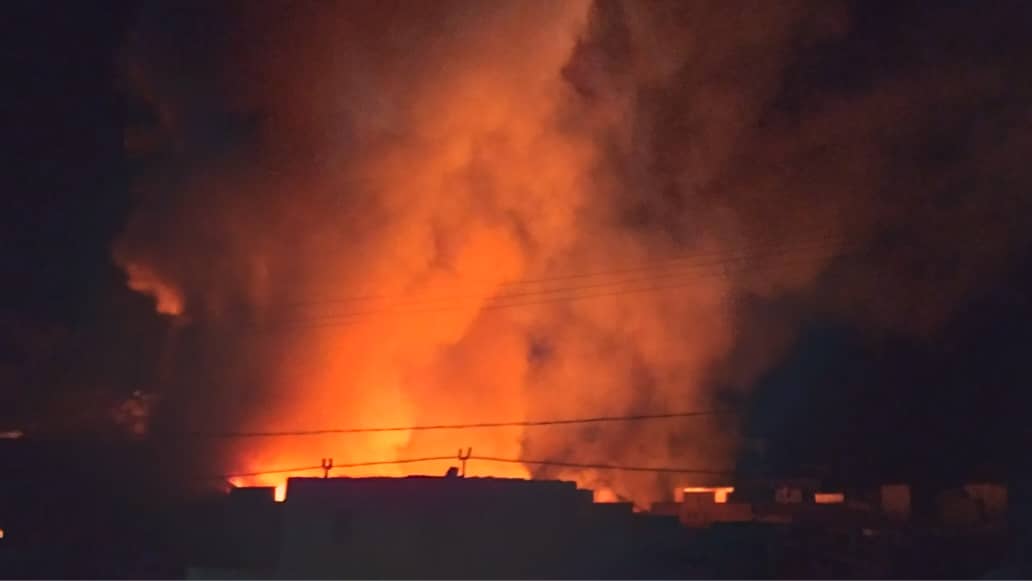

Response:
(117, 1), (756, 508)
(683, 486), (735, 503)
(204, 1), (582, 496)
(815, 492), (845, 504)
(228, 455), (532, 496)
(123, 262), (183, 316)
(227, 475), (298, 500)
(0, 528), (5, 539)
(595, 487), (619, 503)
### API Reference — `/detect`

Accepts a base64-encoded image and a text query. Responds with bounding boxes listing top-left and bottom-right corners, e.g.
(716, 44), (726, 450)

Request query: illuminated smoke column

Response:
(117, 0), (1032, 502)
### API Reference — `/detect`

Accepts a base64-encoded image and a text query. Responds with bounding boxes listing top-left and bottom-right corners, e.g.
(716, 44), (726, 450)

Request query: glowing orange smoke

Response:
(120, 0), (760, 507)
(115, 0), (1032, 510)
(122, 262), (183, 316)
(206, 0), (587, 498)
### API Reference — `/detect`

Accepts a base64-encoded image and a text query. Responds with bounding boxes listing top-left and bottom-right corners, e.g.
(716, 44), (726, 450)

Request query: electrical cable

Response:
(194, 409), (736, 439)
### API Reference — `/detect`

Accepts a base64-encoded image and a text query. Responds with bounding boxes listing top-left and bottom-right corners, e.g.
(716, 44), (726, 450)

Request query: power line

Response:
(222, 455), (456, 479)
(291, 233), (842, 305)
(285, 234), (847, 309)
(219, 453), (736, 480)
(267, 245), (857, 332)
(195, 409), (737, 439)
(474, 455), (736, 475)
(301, 241), (846, 318)
(284, 255), (845, 332)
(222, 465), (324, 479)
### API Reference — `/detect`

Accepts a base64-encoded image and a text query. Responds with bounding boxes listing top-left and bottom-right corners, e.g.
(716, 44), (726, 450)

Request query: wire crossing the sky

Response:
(222, 455), (458, 479)
(259, 249), (856, 334)
(193, 408), (737, 439)
(219, 453), (735, 480)
(474, 456), (737, 475)
(282, 237), (851, 316)
(286, 232), (847, 308)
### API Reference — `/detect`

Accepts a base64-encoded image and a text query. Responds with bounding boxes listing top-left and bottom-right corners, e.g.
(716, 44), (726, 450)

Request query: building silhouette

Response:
(189, 474), (694, 578)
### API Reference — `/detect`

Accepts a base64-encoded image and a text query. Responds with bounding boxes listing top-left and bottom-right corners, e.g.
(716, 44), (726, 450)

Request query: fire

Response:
(682, 486), (735, 504)
(227, 475), (290, 502)
(814, 492), (845, 504)
(202, 0), (586, 495)
(119, 1), (755, 507)
(113, 0), (1032, 509)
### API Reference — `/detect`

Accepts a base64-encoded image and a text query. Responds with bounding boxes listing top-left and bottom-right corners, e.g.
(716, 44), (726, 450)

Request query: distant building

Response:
(728, 478), (821, 505)
(184, 475), (1014, 579)
(879, 484), (912, 522)
(936, 483), (1008, 528)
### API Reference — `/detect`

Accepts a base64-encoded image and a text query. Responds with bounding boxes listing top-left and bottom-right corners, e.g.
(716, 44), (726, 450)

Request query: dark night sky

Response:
(3, 0), (1032, 493)
(732, 0), (1032, 485)
(2, 1), (149, 431)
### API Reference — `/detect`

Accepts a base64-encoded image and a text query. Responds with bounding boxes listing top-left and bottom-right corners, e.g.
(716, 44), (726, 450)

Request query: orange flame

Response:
(682, 486), (735, 503)
(119, 1), (756, 506)
(815, 492), (845, 504)
(210, 0), (590, 496)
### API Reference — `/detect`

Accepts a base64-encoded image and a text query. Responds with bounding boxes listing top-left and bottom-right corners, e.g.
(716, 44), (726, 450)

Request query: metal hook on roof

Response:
(457, 447), (472, 477)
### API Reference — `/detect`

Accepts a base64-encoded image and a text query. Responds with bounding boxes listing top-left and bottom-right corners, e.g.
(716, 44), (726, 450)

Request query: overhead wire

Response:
(221, 455), (457, 479)
(473, 455), (736, 475)
(222, 465), (324, 479)
(283, 256), (851, 331)
(264, 241), (860, 332)
(218, 453), (736, 480)
(307, 240), (844, 315)
(263, 233), (1020, 332)
(191, 408), (737, 439)
(284, 232), (847, 309)
(214, 236), (848, 480)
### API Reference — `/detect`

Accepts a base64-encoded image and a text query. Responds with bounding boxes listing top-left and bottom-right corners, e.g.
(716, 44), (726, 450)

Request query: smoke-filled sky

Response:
(5, 0), (1032, 503)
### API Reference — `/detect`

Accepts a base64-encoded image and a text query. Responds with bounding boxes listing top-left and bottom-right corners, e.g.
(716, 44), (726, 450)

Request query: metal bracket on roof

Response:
(457, 447), (472, 477)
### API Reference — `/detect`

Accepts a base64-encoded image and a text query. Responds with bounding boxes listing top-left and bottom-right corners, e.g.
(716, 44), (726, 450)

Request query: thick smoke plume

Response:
(118, 0), (1032, 503)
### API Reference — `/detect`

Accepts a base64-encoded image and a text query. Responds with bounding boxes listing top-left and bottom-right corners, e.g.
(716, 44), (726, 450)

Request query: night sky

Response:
(3, 1), (153, 433)
(4, 0), (1032, 497)
(732, 0), (1032, 485)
